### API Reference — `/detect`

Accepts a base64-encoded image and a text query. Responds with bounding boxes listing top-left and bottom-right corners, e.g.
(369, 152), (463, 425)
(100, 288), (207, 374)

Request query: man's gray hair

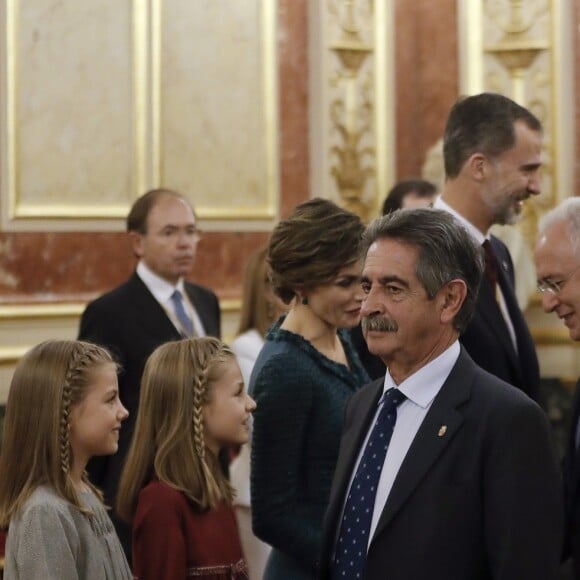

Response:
(538, 197), (580, 255)
(362, 208), (484, 333)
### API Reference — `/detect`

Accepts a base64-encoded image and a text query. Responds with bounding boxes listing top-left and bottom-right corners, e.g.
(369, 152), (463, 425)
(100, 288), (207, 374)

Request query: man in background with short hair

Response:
(78, 188), (221, 559)
(434, 92), (542, 399)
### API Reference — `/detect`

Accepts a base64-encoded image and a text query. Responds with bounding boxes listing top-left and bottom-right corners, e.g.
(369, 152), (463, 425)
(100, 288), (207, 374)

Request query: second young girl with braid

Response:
(0, 340), (131, 580)
(116, 337), (256, 580)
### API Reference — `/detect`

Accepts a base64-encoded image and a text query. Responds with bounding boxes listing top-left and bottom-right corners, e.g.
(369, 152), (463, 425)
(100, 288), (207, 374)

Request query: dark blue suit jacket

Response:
(78, 273), (220, 510)
(319, 349), (563, 580)
(563, 379), (580, 576)
(460, 235), (539, 399)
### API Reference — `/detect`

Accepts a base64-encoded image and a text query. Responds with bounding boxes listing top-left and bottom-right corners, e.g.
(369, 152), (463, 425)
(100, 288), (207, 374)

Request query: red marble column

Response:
(394, 0), (459, 182)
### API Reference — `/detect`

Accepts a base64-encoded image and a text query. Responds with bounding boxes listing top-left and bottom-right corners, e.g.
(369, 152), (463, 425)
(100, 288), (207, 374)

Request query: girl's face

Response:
(303, 261), (364, 329)
(203, 358), (256, 455)
(69, 363), (129, 468)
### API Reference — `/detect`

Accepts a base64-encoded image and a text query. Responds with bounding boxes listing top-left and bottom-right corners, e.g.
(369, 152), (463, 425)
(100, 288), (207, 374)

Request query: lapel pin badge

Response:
(438, 425), (447, 437)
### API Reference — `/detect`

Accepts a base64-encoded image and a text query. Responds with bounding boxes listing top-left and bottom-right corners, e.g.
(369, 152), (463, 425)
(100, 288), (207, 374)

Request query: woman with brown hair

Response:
(250, 198), (369, 579)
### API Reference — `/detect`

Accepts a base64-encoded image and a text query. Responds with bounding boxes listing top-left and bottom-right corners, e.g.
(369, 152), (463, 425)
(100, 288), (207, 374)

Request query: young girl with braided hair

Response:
(116, 337), (256, 580)
(0, 340), (131, 579)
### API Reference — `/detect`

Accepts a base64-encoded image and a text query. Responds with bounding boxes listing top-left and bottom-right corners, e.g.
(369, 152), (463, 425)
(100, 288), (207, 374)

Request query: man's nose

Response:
(528, 172), (542, 196)
(360, 286), (384, 317)
(541, 290), (559, 313)
(177, 231), (192, 245)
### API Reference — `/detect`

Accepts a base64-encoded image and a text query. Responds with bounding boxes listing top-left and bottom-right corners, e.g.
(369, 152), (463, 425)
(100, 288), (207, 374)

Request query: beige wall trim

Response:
(532, 328), (580, 346)
(0, 303), (85, 320)
(309, 0), (395, 221)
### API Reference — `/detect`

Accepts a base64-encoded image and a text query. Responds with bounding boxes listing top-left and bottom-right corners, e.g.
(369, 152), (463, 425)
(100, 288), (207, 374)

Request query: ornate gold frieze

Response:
(324, 0), (380, 222)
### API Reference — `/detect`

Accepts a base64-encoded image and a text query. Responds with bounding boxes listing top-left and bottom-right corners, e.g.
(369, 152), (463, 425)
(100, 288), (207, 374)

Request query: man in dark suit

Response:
(319, 209), (563, 580)
(534, 197), (580, 576)
(434, 92), (541, 399)
(78, 188), (220, 557)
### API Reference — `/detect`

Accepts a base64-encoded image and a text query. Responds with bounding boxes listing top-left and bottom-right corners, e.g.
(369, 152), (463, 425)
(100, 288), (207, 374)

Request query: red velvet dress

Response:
(132, 480), (248, 580)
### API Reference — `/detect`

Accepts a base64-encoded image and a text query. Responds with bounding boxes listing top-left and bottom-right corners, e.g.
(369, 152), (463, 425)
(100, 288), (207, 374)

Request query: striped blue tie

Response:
(331, 388), (406, 579)
(170, 290), (194, 336)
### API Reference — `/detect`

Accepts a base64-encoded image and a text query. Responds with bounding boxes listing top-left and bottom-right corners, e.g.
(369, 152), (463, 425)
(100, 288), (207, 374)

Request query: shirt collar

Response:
(381, 340), (461, 409)
(136, 261), (185, 304)
(433, 196), (487, 246)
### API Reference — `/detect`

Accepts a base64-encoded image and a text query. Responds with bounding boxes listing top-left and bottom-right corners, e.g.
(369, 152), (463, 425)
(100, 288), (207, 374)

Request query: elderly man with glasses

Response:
(534, 197), (580, 576)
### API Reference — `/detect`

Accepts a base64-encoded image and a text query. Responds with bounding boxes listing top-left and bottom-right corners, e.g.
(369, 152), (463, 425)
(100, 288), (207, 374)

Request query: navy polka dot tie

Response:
(331, 388), (406, 579)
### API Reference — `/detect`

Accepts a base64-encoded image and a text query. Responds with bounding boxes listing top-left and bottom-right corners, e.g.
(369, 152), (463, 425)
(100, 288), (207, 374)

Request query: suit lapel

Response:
(495, 263), (536, 384)
(326, 380), (384, 534)
(371, 350), (474, 542)
(482, 237), (525, 383)
(478, 273), (516, 357)
(185, 283), (208, 335)
(569, 379), (580, 488)
(336, 379), (384, 505)
(129, 274), (182, 340)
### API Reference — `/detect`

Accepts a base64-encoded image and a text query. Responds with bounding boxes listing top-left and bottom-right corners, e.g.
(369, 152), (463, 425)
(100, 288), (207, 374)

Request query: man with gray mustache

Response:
(361, 314), (398, 333)
(319, 208), (562, 580)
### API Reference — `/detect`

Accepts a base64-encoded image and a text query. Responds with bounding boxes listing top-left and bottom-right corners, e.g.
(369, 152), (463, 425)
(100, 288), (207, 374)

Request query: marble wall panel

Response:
(157, 0), (277, 219)
(3, 0), (139, 221)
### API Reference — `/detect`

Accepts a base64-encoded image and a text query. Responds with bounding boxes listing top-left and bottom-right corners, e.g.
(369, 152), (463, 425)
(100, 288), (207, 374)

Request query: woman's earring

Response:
(301, 297), (308, 306)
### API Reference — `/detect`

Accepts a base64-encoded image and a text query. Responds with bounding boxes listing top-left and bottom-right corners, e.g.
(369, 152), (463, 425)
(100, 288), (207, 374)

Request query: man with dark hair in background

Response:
(381, 178), (437, 215)
(78, 188), (221, 559)
(434, 92), (542, 399)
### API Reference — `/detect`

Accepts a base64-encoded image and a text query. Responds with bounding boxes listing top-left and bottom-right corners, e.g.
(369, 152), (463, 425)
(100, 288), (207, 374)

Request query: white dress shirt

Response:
(136, 261), (206, 337)
(345, 341), (461, 549)
(433, 197), (517, 351)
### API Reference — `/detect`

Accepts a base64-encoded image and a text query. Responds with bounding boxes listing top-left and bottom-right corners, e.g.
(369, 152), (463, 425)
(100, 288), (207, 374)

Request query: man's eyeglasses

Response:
(537, 264), (580, 294)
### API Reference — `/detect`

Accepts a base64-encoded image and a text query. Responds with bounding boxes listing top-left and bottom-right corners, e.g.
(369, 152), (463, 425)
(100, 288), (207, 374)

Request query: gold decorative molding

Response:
(309, 0), (394, 223)
(0, 298), (240, 319)
(531, 328), (580, 346)
(151, 0), (278, 222)
(0, 298), (242, 367)
(328, 0), (375, 222)
(0, 303), (85, 320)
(1, 0), (147, 228)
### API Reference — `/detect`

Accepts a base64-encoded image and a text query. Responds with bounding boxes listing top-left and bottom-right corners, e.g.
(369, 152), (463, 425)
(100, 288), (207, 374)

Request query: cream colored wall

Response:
(0, 301), (242, 404)
(1, 0), (279, 232)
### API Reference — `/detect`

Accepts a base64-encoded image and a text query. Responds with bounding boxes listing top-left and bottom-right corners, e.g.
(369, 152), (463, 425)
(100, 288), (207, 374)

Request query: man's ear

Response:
(129, 231), (144, 259)
(465, 153), (487, 182)
(438, 279), (467, 325)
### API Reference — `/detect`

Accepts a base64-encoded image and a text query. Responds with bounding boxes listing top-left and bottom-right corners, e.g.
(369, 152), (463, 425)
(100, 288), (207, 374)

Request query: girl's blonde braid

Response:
(60, 344), (84, 476)
(192, 358), (210, 462)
